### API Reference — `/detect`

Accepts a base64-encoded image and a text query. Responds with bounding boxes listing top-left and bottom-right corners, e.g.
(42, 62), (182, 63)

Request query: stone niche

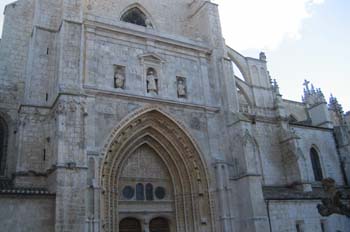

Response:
(139, 53), (165, 95)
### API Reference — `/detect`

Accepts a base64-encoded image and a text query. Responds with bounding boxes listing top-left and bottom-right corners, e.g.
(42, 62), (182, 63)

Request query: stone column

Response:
(54, 96), (88, 231)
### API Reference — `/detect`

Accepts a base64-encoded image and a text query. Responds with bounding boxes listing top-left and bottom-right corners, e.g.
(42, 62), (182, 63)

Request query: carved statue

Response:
(317, 178), (350, 217)
(177, 79), (186, 97)
(145, 18), (153, 28)
(147, 69), (158, 94)
(114, 68), (125, 89)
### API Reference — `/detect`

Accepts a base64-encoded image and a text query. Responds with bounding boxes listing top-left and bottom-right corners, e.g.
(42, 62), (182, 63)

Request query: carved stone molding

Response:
(100, 106), (214, 232)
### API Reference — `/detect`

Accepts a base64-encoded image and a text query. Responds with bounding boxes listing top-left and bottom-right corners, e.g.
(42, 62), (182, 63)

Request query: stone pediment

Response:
(138, 53), (165, 64)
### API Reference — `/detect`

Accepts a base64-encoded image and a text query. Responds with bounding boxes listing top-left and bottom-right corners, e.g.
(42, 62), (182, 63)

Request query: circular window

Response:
(155, 186), (166, 200)
(122, 186), (135, 199)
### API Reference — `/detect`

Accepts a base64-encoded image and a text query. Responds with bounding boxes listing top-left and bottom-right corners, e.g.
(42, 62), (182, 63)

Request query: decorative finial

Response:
(329, 94), (345, 125)
(302, 80), (326, 105)
(303, 79), (310, 92)
(259, 52), (266, 61)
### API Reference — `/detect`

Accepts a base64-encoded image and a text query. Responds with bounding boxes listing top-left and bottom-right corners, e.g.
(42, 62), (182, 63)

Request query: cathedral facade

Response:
(0, 0), (349, 231)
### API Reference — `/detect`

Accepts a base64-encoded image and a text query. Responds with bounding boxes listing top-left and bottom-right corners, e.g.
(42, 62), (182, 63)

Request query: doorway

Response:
(149, 217), (170, 232)
(119, 218), (142, 232)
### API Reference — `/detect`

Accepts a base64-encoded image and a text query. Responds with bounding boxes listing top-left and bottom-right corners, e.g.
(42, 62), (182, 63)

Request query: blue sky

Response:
(214, 0), (349, 112)
(0, 0), (349, 111)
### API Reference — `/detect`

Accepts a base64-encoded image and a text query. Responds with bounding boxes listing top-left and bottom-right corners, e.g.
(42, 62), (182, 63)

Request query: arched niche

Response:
(150, 217), (170, 232)
(119, 217), (141, 232)
(242, 130), (263, 176)
(101, 107), (214, 232)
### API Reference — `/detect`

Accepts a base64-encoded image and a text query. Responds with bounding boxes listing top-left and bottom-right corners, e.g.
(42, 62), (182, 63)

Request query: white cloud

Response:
(213, 0), (325, 50)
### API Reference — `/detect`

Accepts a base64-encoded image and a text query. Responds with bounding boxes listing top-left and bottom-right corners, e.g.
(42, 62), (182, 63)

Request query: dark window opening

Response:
(121, 8), (148, 27)
(0, 117), (8, 176)
(155, 186), (166, 200)
(136, 183), (144, 200)
(119, 218), (141, 232)
(149, 217), (170, 232)
(122, 186), (135, 200)
(146, 183), (154, 201)
(295, 221), (304, 232)
(310, 147), (323, 181)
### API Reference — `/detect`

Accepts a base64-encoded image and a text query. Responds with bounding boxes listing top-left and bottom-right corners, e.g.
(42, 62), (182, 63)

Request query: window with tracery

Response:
(310, 147), (323, 181)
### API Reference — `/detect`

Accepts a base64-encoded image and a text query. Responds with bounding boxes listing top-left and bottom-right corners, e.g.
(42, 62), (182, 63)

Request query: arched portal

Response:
(101, 107), (213, 232)
(150, 217), (170, 232)
(0, 116), (8, 176)
(119, 218), (141, 232)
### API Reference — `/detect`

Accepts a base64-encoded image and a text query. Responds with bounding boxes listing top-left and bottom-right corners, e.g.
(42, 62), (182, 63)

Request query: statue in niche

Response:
(114, 66), (125, 89)
(146, 68), (158, 94)
(177, 77), (187, 98)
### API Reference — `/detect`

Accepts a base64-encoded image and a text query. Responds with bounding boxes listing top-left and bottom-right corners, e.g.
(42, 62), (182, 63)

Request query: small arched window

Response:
(146, 183), (154, 201)
(310, 147), (323, 181)
(136, 183), (144, 200)
(121, 7), (152, 27)
(0, 117), (8, 176)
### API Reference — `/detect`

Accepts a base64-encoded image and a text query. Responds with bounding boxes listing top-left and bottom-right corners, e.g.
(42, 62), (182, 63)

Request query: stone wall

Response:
(85, 0), (197, 38)
(0, 195), (55, 232)
(16, 107), (51, 174)
(0, 0), (349, 231)
(85, 96), (217, 168)
(283, 100), (308, 122)
(293, 126), (344, 185)
(269, 200), (350, 232)
(84, 31), (210, 105)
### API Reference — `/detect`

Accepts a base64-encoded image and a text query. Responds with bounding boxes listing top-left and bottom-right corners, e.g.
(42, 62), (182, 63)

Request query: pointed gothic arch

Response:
(242, 130), (263, 176)
(120, 4), (154, 28)
(101, 107), (214, 232)
(0, 116), (8, 176)
(310, 146), (323, 181)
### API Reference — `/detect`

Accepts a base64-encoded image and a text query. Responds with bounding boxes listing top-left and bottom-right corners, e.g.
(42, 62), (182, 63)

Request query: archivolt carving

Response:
(101, 106), (214, 232)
